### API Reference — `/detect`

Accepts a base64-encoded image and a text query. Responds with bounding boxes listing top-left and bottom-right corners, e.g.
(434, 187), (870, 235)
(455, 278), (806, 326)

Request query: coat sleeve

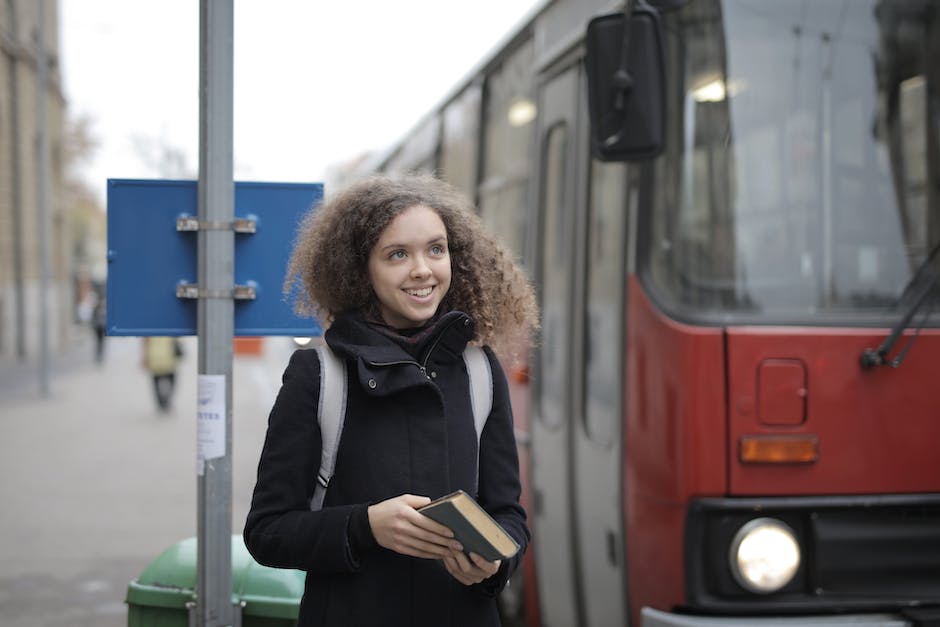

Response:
(243, 348), (362, 574)
(474, 346), (531, 596)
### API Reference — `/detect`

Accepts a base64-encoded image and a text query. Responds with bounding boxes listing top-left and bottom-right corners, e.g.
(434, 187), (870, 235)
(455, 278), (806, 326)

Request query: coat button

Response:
(430, 371), (437, 379)
(368, 379), (377, 389)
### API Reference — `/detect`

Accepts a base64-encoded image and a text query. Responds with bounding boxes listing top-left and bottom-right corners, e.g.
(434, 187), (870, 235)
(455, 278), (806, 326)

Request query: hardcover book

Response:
(418, 490), (520, 562)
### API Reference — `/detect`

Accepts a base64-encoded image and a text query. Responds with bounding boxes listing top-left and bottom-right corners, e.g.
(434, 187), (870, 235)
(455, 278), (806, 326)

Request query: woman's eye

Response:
(430, 244), (445, 256)
(390, 250), (406, 260)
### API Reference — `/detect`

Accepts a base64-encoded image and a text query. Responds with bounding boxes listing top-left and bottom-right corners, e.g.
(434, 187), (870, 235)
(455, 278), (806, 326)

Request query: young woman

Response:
(244, 175), (538, 626)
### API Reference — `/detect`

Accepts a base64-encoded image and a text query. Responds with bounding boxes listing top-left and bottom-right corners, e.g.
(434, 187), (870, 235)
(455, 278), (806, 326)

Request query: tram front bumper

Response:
(642, 608), (911, 627)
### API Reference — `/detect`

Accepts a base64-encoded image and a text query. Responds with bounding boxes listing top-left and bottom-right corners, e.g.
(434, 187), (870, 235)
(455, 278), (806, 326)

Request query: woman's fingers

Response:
(442, 554), (473, 585)
(442, 549), (501, 585)
(365, 493), (510, 575)
(367, 494), (459, 558)
(412, 509), (457, 538)
(470, 552), (501, 576)
(395, 530), (461, 559)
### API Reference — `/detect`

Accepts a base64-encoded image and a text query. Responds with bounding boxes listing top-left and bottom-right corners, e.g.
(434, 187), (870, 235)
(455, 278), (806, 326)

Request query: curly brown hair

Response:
(285, 174), (539, 352)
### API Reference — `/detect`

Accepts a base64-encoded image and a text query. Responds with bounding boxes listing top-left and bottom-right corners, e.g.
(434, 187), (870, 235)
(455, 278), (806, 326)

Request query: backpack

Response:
(309, 343), (493, 511)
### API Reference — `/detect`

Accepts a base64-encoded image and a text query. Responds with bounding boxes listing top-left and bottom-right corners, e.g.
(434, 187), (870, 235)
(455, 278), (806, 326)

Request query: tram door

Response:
(571, 78), (630, 626)
(530, 62), (581, 627)
(531, 60), (629, 627)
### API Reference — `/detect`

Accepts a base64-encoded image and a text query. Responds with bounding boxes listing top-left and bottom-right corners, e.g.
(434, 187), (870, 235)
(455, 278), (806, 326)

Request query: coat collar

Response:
(324, 309), (476, 396)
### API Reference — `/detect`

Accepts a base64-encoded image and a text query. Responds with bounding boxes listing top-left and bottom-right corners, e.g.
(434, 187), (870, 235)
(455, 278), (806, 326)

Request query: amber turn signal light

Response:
(739, 435), (818, 464)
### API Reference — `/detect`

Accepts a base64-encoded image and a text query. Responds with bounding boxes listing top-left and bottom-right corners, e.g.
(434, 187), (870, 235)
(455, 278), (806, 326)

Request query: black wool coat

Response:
(244, 310), (529, 627)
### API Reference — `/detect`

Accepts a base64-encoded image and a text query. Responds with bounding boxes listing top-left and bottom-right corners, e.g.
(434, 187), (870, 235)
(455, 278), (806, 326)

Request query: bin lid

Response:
(126, 535), (305, 618)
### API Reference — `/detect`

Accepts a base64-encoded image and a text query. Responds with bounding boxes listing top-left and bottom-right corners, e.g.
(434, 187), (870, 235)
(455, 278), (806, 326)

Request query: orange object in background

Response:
(233, 337), (263, 355)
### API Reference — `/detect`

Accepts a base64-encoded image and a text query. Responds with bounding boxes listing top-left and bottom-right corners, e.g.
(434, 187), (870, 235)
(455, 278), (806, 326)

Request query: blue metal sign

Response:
(106, 179), (323, 337)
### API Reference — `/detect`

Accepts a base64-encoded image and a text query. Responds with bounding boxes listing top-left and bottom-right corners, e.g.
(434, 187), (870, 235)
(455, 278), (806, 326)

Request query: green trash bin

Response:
(126, 535), (305, 627)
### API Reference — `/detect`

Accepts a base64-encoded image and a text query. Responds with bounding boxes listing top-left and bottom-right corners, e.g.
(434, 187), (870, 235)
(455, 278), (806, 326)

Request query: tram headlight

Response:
(729, 518), (800, 594)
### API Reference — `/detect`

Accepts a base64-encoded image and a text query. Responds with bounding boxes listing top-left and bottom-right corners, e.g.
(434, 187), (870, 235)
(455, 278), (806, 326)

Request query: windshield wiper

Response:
(860, 240), (940, 369)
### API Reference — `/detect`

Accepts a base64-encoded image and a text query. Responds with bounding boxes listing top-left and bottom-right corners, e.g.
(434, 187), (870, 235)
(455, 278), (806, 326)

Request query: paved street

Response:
(0, 330), (303, 626)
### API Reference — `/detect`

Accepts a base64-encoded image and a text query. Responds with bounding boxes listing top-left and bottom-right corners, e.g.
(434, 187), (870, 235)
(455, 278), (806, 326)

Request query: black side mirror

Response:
(585, 6), (666, 161)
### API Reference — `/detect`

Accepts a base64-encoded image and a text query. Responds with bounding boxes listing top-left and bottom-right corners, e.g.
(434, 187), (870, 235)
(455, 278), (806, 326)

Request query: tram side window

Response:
(479, 39), (535, 263)
(647, 0), (736, 311)
(385, 115), (440, 176)
(876, 2), (940, 286)
(582, 160), (630, 446)
(896, 76), (930, 262)
(440, 85), (482, 200)
(538, 124), (568, 429)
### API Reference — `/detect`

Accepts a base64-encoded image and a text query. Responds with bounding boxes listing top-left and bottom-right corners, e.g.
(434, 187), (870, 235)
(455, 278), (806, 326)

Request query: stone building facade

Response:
(0, 0), (71, 361)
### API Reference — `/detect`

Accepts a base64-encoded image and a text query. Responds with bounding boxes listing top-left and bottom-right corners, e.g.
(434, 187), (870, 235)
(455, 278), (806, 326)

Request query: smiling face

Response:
(367, 204), (452, 328)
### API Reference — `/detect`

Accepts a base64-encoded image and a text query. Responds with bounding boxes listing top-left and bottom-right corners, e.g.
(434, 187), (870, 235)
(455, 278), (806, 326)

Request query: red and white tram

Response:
(365, 1), (940, 625)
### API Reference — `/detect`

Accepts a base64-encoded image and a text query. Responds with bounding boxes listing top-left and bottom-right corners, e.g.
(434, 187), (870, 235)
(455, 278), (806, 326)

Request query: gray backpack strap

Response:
(463, 346), (493, 493)
(311, 344), (347, 511)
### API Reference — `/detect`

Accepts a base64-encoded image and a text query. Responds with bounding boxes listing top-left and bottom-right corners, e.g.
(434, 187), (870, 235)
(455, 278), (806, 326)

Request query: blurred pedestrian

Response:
(143, 336), (181, 412)
(91, 298), (107, 364)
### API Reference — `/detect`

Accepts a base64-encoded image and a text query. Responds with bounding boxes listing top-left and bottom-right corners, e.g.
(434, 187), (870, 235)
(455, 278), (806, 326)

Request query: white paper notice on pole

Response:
(197, 374), (226, 476)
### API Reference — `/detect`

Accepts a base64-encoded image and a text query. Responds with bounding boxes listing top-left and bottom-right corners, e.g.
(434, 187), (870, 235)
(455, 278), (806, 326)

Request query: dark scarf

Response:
(363, 310), (462, 359)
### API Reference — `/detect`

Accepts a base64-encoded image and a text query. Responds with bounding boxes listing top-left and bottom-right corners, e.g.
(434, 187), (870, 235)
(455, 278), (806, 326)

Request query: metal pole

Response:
(36, 0), (50, 397)
(197, 2), (234, 626)
(8, 3), (26, 361)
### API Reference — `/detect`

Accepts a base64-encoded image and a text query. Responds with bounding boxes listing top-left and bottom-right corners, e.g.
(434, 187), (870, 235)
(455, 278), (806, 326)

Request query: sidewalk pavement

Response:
(0, 331), (297, 627)
(0, 325), (103, 403)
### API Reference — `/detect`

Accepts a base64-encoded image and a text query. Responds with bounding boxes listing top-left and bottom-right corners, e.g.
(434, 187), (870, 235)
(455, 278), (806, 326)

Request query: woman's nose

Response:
(410, 256), (431, 278)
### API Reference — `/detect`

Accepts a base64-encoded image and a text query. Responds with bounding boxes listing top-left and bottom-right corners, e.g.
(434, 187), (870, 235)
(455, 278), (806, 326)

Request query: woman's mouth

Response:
(404, 286), (434, 298)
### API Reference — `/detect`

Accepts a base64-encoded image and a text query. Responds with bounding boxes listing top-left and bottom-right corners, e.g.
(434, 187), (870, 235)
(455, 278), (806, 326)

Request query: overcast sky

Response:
(60, 0), (542, 204)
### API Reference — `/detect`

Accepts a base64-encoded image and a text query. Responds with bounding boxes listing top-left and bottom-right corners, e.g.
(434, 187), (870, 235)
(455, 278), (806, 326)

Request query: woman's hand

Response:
(368, 494), (461, 559)
(442, 549), (501, 586)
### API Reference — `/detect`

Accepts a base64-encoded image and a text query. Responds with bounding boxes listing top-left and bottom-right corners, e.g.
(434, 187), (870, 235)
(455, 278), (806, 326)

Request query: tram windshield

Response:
(646, 0), (940, 322)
